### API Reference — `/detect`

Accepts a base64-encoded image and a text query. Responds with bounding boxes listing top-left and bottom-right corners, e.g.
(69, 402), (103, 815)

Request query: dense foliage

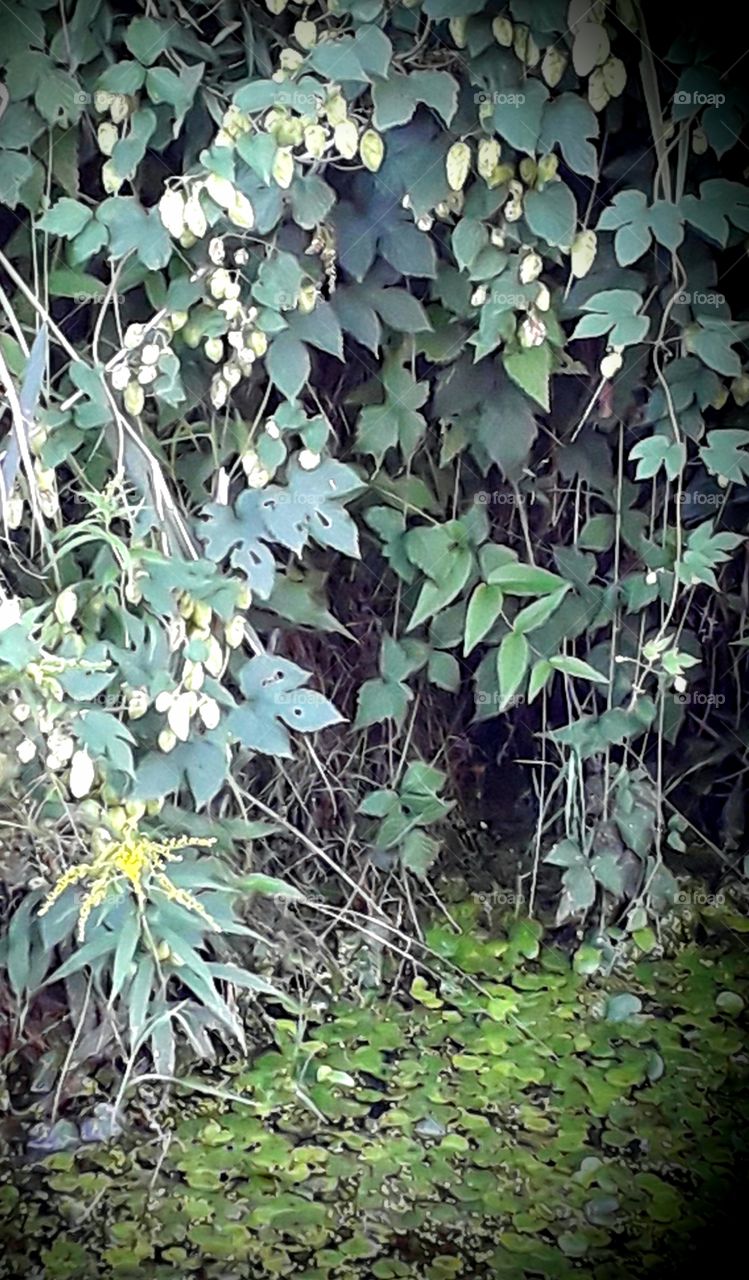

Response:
(1, 0), (748, 1080)
(3, 902), (749, 1277)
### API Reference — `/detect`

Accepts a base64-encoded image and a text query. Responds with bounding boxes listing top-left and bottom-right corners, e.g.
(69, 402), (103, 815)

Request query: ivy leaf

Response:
(524, 182), (577, 248)
(630, 435), (686, 481)
(145, 64), (204, 136)
(369, 287), (432, 333)
(493, 79), (548, 154)
(288, 173), (336, 229)
(689, 322), (741, 377)
(356, 356), (429, 464)
(597, 190), (684, 264)
(428, 649), (460, 691)
(539, 94), (599, 178)
(701, 429), (749, 483)
(0, 153), (34, 207)
(452, 217), (489, 272)
(286, 302), (344, 359)
(110, 108), (157, 182)
(561, 864), (597, 912)
(125, 16), (172, 65)
(97, 197), (172, 270)
(200, 491), (277, 600)
(571, 289), (650, 347)
(355, 677), (411, 729)
(266, 333), (311, 400)
(260, 459), (363, 558)
(503, 343), (553, 412)
(175, 739), (228, 809)
(227, 655), (343, 756)
(371, 70), (458, 130)
(97, 61), (147, 95)
(678, 520), (744, 589)
(38, 197), (92, 238)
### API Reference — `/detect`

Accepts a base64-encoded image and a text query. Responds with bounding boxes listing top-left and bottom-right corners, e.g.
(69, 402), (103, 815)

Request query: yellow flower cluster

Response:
(39, 831), (218, 941)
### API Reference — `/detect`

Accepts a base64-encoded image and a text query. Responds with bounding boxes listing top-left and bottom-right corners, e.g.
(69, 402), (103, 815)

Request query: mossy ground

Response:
(2, 902), (748, 1279)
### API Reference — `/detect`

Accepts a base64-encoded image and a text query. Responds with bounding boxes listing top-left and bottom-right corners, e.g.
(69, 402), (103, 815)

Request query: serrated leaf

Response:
(503, 343), (552, 411)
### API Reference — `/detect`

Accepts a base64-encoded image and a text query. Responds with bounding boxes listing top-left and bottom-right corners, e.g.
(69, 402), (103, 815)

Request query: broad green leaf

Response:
(528, 658), (553, 702)
(486, 562), (567, 594)
(513, 586), (569, 633)
(38, 197), (91, 238)
(497, 630), (529, 708)
(266, 333), (311, 400)
(125, 16), (172, 65)
(549, 655), (608, 683)
(503, 343), (552, 411)
(524, 182), (577, 248)
(464, 583), (504, 654)
(539, 93), (599, 177)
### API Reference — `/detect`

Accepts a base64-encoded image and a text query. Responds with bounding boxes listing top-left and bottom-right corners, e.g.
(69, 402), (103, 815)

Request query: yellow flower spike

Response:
(38, 831), (219, 939)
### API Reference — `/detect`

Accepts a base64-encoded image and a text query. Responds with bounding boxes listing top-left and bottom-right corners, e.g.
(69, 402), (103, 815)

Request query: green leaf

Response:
(110, 108), (157, 182)
(355, 677), (411, 729)
(701, 428), (749, 483)
(46, 267), (106, 300)
(97, 197), (172, 270)
(513, 586), (569, 633)
(427, 649), (460, 691)
(524, 182), (577, 248)
(493, 79), (548, 155)
(401, 829), (440, 880)
(178, 739), (228, 809)
(38, 197), (92, 238)
(464, 583), (504, 654)
(266, 333), (311, 401)
(539, 94), (599, 178)
(125, 16), (172, 65)
(0, 153), (35, 207)
(145, 64), (204, 129)
(7, 895), (37, 997)
(549, 655), (608, 683)
(689, 323), (741, 376)
(486, 562), (567, 594)
(528, 658), (552, 702)
(227, 655), (343, 756)
(236, 874), (304, 900)
(503, 343), (552, 411)
(371, 287), (432, 334)
(110, 907), (141, 1003)
(97, 61), (147, 94)
(452, 217), (489, 272)
(497, 631), (529, 709)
